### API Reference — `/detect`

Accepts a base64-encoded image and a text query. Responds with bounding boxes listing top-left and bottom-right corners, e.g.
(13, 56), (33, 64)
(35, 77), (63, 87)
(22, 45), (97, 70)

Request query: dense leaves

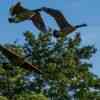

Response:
(0, 31), (100, 99)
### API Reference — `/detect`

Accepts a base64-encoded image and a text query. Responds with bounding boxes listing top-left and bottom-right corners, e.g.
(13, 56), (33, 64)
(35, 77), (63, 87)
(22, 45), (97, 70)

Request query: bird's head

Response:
(53, 30), (60, 38)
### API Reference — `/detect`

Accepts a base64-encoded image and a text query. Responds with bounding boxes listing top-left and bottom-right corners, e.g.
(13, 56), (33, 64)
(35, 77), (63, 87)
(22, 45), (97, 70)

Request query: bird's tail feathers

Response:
(75, 24), (87, 28)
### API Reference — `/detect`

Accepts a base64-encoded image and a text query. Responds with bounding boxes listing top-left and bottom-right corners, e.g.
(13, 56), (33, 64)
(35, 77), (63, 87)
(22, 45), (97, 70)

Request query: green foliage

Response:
(0, 31), (100, 100)
(0, 96), (8, 100)
(22, 31), (100, 100)
(15, 92), (48, 100)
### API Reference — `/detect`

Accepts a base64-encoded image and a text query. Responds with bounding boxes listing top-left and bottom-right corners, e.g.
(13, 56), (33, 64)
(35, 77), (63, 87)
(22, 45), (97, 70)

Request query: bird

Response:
(8, 2), (87, 38)
(0, 44), (41, 73)
(8, 2), (48, 33)
(41, 7), (87, 38)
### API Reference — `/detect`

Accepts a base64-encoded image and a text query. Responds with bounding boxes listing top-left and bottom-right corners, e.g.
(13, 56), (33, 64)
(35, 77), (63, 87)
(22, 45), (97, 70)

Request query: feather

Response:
(41, 7), (87, 38)
(31, 12), (48, 33)
(41, 7), (73, 30)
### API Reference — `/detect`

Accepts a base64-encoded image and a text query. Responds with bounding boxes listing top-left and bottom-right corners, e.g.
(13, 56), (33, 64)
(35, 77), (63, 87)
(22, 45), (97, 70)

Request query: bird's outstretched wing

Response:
(31, 12), (48, 33)
(41, 7), (73, 30)
(0, 44), (41, 73)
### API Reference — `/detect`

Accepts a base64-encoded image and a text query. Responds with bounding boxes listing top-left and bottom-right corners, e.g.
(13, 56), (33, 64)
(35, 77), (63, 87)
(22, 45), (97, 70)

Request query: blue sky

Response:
(0, 0), (100, 76)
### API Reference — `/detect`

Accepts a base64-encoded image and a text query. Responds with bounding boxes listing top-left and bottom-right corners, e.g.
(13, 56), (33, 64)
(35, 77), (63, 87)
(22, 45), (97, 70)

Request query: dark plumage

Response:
(8, 2), (87, 37)
(41, 7), (87, 37)
(10, 2), (28, 16)
(8, 2), (47, 33)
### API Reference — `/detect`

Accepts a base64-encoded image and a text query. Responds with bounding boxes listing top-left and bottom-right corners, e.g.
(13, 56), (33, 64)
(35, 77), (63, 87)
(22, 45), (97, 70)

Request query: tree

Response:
(0, 43), (48, 100)
(0, 28), (100, 100)
(22, 31), (100, 100)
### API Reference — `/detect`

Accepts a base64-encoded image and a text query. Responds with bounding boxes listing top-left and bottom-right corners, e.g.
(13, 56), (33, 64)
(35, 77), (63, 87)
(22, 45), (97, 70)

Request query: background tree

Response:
(0, 29), (100, 100)
(22, 31), (100, 100)
(0, 44), (48, 100)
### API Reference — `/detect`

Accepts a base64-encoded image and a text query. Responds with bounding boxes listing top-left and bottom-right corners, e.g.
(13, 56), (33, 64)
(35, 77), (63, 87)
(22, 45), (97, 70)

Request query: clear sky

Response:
(0, 0), (100, 76)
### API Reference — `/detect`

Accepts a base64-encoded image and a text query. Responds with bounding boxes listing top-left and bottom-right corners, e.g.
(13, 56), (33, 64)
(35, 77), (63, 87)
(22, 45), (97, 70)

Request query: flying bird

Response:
(0, 44), (41, 73)
(41, 7), (87, 38)
(8, 2), (87, 37)
(8, 2), (47, 33)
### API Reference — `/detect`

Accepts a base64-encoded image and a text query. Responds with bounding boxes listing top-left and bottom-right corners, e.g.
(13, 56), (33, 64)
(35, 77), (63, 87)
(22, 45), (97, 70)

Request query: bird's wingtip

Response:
(8, 18), (13, 23)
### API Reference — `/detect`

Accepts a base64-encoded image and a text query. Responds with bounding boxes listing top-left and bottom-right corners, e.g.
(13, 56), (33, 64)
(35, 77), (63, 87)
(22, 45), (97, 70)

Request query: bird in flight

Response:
(8, 2), (87, 38)
(8, 2), (48, 33)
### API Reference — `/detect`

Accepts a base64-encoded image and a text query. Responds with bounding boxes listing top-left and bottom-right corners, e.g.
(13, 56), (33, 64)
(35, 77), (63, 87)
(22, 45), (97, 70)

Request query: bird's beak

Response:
(8, 17), (14, 23)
